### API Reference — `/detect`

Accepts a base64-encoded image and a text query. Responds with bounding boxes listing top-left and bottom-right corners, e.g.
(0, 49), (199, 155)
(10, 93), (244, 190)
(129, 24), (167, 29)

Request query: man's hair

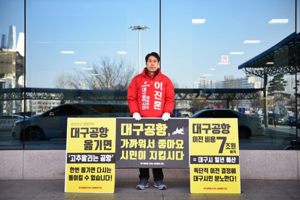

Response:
(145, 52), (160, 63)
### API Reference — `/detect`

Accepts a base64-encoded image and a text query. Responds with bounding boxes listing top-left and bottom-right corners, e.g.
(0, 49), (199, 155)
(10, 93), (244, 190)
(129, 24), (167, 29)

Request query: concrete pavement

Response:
(0, 179), (300, 200)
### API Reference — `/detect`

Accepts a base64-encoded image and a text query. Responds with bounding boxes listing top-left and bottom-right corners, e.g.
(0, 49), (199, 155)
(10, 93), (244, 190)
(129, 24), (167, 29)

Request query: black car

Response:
(277, 115), (296, 126)
(12, 102), (130, 140)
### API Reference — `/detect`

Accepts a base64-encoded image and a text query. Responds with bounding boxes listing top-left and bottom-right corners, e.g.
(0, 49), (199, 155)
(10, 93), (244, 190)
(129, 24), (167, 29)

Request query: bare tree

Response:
(189, 98), (210, 114)
(171, 78), (180, 102)
(230, 99), (240, 110)
(171, 79), (179, 88)
(53, 72), (81, 89)
(249, 96), (262, 112)
(54, 57), (136, 90)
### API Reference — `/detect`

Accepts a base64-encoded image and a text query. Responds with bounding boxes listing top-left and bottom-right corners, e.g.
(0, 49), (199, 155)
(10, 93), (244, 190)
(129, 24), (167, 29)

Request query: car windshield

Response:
(40, 103), (130, 117)
(77, 104), (130, 117)
(191, 110), (239, 118)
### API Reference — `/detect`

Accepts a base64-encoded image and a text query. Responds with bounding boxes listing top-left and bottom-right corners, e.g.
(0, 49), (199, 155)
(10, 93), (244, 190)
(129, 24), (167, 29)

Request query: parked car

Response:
(295, 117), (300, 129)
(258, 114), (264, 123)
(249, 113), (264, 123)
(0, 114), (29, 131)
(12, 102), (130, 141)
(190, 109), (265, 139)
(268, 113), (284, 124)
(180, 113), (190, 118)
(277, 115), (296, 126)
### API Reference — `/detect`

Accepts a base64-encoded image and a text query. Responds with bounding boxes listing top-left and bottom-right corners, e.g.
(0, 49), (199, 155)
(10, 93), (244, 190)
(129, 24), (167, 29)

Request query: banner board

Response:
(65, 118), (116, 193)
(189, 118), (240, 193)
(64, 117), (240, 193)
(115, 118), (189, 168)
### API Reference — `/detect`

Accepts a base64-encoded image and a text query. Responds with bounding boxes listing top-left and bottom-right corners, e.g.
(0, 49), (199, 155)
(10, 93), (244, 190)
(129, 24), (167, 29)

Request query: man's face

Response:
(146, 55), (159, 74)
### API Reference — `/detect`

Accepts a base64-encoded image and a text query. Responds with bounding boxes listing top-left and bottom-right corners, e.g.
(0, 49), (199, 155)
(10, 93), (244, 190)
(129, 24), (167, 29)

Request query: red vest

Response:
(127, 68), (175, 117)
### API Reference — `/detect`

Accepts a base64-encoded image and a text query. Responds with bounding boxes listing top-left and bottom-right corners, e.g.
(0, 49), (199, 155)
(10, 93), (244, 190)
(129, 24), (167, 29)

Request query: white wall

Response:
(0, 150), (299, 180)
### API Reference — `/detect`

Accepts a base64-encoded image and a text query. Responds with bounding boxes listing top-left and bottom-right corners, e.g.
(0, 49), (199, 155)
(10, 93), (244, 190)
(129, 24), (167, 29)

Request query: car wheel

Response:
(238, 127), (250, 139)
(25, 127), (45, 141)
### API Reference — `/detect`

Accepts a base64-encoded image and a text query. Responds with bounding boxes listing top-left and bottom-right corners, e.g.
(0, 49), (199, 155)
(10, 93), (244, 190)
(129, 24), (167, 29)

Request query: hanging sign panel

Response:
(115, 118), (189, 169)
(189, 118), (240, 193)
(65, 118), (116, 193)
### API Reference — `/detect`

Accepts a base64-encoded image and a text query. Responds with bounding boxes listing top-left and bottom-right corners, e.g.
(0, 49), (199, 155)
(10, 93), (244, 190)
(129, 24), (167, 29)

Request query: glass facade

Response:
(0, 0), (24, 149)
(0, 0), (299, 150)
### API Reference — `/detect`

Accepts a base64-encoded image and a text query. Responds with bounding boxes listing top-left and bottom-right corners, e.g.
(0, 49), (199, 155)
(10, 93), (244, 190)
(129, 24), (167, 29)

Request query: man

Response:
(127, 52), (175, 190)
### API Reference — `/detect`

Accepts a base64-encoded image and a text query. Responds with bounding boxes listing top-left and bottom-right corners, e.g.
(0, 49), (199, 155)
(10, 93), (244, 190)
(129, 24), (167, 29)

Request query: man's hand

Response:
(133, 113), (141, 121)
(162, 113), (171, 121)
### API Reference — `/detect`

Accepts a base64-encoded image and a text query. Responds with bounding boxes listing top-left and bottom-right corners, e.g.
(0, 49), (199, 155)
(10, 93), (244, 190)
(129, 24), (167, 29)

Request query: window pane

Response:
(162, 0), (296, 149)
(25, 0), (158, 149)
(0, 0), (24, 149)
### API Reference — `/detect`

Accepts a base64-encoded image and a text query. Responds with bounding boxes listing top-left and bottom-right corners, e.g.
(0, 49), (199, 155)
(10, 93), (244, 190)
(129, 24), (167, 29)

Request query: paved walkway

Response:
(0, 179), (300, 200)
(267, 124), (299, 135)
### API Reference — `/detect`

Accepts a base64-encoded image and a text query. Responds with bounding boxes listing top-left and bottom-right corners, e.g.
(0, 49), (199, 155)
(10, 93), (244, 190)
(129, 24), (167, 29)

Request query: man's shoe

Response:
(136, 179), (149, 190)
(154, 180), (167, 190)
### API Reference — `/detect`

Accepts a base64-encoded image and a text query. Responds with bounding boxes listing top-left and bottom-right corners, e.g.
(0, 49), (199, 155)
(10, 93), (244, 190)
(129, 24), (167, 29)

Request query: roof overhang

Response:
(0, 87), (263, 101)
(238, 32), (300, 77)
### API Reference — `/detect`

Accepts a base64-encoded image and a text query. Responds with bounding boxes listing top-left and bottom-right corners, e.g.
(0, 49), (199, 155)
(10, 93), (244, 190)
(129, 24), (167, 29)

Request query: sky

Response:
(0, 0), (299, 88)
